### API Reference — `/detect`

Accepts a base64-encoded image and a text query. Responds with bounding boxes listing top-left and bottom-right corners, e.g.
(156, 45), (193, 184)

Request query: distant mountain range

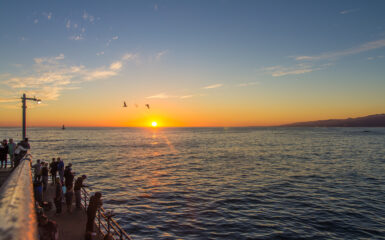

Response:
(283, 114), (385, 127)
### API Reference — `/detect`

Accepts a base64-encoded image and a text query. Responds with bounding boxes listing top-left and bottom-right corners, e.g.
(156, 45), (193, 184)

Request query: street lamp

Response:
(21, 93), (41, 140)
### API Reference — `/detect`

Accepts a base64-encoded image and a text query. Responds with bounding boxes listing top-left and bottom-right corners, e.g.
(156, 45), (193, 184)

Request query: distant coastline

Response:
(282, 114), (385, 127)
(1, 114), (385, 128)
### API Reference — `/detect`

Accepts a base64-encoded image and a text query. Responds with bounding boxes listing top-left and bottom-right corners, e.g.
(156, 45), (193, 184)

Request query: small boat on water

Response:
(62, 125), (65, 130)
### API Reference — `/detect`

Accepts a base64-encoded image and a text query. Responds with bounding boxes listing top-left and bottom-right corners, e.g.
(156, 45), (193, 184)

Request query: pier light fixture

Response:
(21, 93), (42, 140)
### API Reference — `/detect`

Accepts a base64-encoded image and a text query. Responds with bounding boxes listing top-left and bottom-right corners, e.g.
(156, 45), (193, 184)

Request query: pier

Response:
(0, 168), (12, 188)
(0, 154), (132, 240)
(42, 183), (94, 240)
(0, 155), (37, 239)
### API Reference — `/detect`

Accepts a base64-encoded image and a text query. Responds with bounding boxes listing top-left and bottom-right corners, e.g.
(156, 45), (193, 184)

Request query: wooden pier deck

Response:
(0, 168), (13, 188)
(0, 155), (131, 240)
(42, 183), (102, 240)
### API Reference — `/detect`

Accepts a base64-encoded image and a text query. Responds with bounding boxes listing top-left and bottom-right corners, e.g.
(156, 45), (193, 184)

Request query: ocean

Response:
(1, 127), (384, 239)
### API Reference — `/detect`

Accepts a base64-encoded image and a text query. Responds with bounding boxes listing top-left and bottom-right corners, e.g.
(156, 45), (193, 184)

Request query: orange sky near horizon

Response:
(0, 96), (382, 128)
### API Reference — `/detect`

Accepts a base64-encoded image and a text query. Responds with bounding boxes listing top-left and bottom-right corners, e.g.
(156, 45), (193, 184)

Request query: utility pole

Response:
(21, 93), (41, 140)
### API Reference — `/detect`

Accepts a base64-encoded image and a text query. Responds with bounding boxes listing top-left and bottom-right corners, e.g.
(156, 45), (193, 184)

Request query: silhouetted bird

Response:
(145, 104), (150, 109)
(123, 101), (127, 107)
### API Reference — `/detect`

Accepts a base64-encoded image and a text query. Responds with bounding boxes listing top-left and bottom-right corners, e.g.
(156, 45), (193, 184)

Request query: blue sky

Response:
(1, 0), (385, 126)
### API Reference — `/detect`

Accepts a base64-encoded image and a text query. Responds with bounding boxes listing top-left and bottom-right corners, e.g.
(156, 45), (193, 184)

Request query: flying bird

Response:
(145, 104), (150, 109)
(123, 101), (127, 107)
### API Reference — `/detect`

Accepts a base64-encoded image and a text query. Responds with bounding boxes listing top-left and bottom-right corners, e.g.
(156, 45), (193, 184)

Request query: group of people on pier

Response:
(32, 157), (106, 240)
(2, 137), (113, 240)
(0, 137), (30, 168)
(32, 158), (88, 212)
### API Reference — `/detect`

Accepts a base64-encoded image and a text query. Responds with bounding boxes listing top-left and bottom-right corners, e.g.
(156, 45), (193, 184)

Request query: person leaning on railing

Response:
(86, 192), (103, 233)
(74, 175), (87, 209)
(13, 142), (27, 168)
(19, 137), (30, 156)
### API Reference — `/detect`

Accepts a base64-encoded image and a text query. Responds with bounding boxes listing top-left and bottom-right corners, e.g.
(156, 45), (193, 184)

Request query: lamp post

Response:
(21, 93), (41, 140)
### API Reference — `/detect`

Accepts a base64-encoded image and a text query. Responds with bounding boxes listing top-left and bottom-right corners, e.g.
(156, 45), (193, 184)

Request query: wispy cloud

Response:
(0, 73), (11, 79)
(106, 36), (119, 46)
(66, 19), (85, 40)
(1, 53), (137, 102)
(203, 84), (223, 89)
(34, 53), (65, 65)
(34, 19), (39, 24)
(180, 95), (193, 99)
(146, 93), (173, 99)
(155, 50), (168, 60)
(295, 39), (385, 61)
(66, 20), (71, 29)
(65, 11), (97, 40)
(110, 61), (122, 71)
(122, 53), (137, 61)
(340, 9), (359, 15)
(263, 64), (320, 77)
(69, 35), (84, 41)
(66, 18), (86, 41)
(264, 38), (385, 77)
(272, 68), (314, 77)
(82, 11), (95, 23)
(43, 12), (52, 20)
(96, 51), (105, 56)
(83, 69), (118, 81)
(0, 98), (19, 103)
(367, 55), (384, 61)
(146, 93), (195, 99)
(238, 81), (259, 87)
(154, 4), (159, 11)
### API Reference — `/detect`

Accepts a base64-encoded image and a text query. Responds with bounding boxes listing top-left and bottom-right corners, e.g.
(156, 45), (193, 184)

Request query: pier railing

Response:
(81, 187), (132, 240)
(0, 153), (38, 240)
(31, 159), (132, 240)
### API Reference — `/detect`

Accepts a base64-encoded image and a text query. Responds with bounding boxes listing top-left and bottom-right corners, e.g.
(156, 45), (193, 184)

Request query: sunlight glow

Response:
(151, 121), (157, 127)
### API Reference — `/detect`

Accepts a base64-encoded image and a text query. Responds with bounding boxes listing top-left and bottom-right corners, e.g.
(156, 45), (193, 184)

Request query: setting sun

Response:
(151, 121), (157, 127)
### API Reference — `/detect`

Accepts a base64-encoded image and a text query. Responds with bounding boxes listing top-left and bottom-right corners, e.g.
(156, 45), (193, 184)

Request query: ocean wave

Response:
(1, 127), (384, 239)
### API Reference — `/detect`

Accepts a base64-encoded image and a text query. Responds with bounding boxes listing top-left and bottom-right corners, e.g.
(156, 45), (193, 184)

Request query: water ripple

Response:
(1, 127), (385, 239)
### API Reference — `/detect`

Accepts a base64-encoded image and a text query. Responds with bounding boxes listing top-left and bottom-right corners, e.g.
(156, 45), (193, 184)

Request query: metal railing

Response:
(0, 153), (38, 240)
(81, 187), (133, 240)
(32, 159), (133, 240)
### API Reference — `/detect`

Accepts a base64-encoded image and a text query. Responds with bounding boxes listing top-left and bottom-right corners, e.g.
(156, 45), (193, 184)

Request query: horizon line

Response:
(0, 125), (280, 128)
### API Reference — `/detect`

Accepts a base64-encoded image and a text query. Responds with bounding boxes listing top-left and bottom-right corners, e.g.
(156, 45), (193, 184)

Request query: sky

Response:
(1, 0), (385, 127)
